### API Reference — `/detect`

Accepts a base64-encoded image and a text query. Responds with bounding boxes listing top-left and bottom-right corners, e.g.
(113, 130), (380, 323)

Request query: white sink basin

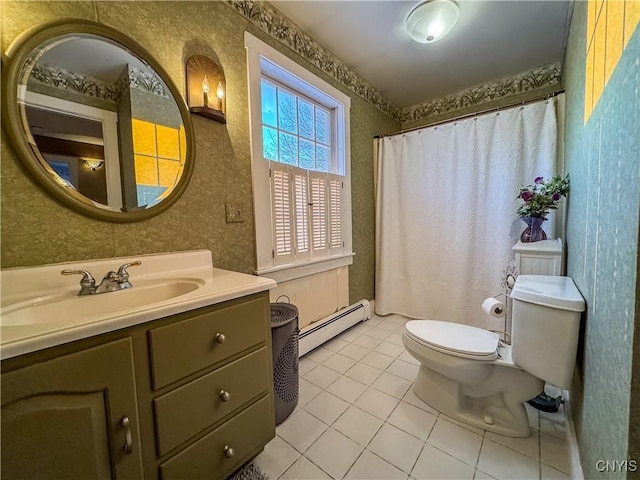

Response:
(0, 250), (277, 360)
(2, 278), (204, 327)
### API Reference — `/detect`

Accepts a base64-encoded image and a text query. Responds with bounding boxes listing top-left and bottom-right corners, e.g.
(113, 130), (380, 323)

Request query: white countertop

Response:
(1, 250), (276, 359)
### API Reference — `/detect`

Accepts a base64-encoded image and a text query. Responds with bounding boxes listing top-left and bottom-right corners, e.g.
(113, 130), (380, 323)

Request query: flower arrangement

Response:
(517, 175), (570, 219)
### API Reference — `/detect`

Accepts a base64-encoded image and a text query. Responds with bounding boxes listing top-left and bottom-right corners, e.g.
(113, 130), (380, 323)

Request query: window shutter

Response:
(328, 175), (343, 253)
(310, 172), (328, 256)
(271, 166), (294, 264)
(292, 166), (311, 260)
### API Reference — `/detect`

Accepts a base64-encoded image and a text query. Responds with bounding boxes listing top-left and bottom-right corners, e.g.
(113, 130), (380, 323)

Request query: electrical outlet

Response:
(225, 203), (244, 223)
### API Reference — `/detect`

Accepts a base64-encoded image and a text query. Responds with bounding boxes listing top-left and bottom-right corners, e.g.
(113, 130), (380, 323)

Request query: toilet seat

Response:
(405, 320), (499, 360)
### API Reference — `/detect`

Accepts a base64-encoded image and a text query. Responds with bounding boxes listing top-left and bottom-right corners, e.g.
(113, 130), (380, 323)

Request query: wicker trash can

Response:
(270, 298), (299, 425)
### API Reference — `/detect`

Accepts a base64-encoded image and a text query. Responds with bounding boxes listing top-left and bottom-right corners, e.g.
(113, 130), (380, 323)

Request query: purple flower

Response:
(552, 193), (561, 201)
(521, 190), (533, 202)
(534, 176), (544, 184)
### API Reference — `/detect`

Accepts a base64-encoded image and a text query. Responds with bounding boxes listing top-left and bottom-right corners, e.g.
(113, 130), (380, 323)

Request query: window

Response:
(245, 33), (353, 282)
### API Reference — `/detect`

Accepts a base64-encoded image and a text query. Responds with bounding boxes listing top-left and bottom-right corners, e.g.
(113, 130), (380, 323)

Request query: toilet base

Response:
(413, 363), (543, 437)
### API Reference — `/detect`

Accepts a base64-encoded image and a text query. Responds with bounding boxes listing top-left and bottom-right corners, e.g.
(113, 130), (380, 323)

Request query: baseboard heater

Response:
(299, 299), (371, 357)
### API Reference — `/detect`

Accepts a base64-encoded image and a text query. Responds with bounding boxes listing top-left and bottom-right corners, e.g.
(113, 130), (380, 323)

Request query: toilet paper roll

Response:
(482, 297), (505, 318)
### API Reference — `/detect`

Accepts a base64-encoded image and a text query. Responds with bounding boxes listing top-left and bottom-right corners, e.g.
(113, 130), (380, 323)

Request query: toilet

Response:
(402, 274), (585, 437)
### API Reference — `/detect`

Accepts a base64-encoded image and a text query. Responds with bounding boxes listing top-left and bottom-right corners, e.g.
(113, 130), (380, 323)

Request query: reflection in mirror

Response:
(17, 33), (187, 212)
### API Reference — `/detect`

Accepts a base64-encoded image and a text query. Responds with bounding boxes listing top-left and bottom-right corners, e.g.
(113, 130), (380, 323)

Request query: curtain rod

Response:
(375, 90), (565, 139)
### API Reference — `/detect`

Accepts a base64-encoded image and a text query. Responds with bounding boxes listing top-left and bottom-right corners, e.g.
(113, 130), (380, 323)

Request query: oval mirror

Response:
(2, 19), (195, 222)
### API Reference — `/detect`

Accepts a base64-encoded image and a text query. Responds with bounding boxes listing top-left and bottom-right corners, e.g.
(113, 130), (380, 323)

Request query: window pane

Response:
(278, 89), (297, 134)
(263, 126), (278, 161)
(315, 145), (330, 172)
(299, 139), (315, 170)
(279, 132), (298, 165)
(315, 108), (330, 145)
(298, 99), (315, 139)
(261, 80), (277, 127)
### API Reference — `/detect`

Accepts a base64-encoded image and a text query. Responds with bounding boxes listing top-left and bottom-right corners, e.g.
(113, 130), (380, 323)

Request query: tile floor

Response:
(254, 313), (577, 480)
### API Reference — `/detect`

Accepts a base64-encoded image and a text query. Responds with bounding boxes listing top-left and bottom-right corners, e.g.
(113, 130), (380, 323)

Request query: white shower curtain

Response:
(375, 100), (557, 330)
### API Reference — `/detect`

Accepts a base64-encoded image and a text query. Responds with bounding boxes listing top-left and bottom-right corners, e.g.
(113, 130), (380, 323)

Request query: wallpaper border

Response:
(226, 1), (562, 123)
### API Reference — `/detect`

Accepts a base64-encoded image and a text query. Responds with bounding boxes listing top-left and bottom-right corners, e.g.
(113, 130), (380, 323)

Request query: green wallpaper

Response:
(0, 1), (399, 304)
(563, 1), (639, 478)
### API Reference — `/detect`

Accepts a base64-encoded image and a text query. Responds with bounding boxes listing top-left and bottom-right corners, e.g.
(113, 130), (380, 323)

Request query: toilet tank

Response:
(510, 275), (585, 389)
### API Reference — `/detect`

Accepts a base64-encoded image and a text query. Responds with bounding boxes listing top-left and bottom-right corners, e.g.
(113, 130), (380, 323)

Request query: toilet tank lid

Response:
(511, 275), (585, 312)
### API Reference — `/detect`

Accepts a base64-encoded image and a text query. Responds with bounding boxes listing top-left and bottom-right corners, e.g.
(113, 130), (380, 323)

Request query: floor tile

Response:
(304, 391), (350, 425)
(412, 444), (475, 480)
(333, 405), (384, 446)
(277, 409), (328, 453)
(367, 327), (393, 340)
(299, 377), (323, 406)
(402, 387), (440, 415)
(304, 364), (341, 389)
(323, 352), (357, 374)
(440, 414), (486, 436)
(345, 449), (408, 479)
(397, 349), (419, 365)
(280, 455), (332, 479)
(539, 409), (568, 440)
(427, 417), (483, 466)
(298, 357), (318, 375)
(540, 463), (571, 480)
(253, 435), (300, 479)
(477, 439), (540, 480)
(485, 429), (539, 460)
(387, 401), (437, 441)
(356, 387), (400, 420)
(368, 423), (424, 473)
(345, 362), (383, 385)
(353, 334), (383, 349)
(323, 337), (350, 352)
(361, 351), (395, 370)
(372, 372), (412, 399)
(387, 333), (405, 346)
(305, 428), (364, 479)
(326, 375), (368, 403)
(540, 431), (572, 474)
(376, 321), (398, 332)
(375, 341), (405, 358)
(473, 469), (498, 480)
(386, 358), (419, 381)
(339, 328), (362, 342)
(306, 347), (334, 363)
(351, 322), (374, 334)
(340, 343), (371, 361)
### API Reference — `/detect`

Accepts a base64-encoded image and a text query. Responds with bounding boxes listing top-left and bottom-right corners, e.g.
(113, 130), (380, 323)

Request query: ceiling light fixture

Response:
(406, 0), (460, 44)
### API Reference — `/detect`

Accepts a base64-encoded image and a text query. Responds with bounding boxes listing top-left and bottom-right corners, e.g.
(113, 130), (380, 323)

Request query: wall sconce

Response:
(83, 158), (104, 171)
(186, 55), (226, 124)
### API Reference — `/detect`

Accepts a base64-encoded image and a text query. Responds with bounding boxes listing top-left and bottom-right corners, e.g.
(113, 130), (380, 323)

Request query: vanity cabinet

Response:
(1, 291), (275, 480)
(1, 338), (143, 480)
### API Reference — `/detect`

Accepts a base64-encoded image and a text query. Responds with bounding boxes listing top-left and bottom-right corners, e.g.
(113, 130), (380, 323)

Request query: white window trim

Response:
(245, 32), (353, 282)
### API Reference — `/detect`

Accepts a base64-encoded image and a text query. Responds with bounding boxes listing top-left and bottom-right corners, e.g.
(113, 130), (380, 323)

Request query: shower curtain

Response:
(375, 99), (557, 330)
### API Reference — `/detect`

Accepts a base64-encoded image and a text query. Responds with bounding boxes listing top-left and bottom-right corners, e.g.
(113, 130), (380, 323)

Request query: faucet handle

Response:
(117, 261), (141, 280)
(61, 269), (96, 295)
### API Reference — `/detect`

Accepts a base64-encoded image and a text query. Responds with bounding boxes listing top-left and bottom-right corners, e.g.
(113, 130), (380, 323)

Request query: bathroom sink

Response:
(1, 278), (204, 327)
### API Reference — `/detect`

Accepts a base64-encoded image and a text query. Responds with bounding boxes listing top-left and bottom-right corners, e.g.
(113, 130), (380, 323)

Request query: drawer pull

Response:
(214, 332), (227, 344)
(121, 416), (133, 455)
(219, 390), (231, 402)
(224, 445), (235, 458)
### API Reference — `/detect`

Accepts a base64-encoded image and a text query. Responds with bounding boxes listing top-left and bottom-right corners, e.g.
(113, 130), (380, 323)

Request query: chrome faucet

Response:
(62, 261), (142, 296)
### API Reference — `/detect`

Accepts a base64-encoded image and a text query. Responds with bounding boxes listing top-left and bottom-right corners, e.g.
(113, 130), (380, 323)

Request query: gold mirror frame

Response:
(2, 19), (195, 222)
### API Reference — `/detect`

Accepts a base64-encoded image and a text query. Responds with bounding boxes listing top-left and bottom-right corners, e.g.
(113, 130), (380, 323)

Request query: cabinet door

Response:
(1, 338), (143, 480)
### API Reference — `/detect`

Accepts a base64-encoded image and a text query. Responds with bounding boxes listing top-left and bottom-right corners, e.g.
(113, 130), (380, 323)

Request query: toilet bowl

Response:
(402, 275), (585, 437)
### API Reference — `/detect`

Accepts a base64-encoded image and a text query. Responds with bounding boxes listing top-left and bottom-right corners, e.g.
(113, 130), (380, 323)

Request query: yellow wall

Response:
(584, 0), (640, 123)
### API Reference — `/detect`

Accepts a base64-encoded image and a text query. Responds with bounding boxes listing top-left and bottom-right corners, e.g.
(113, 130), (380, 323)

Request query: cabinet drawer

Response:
(149, 296), (268, 389)
(160, 395), (273, 480)
(154, 347), (270, 456)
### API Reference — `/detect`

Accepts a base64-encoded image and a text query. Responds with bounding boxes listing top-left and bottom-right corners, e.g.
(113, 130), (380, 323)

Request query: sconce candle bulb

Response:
(202, 75), (209, 106)
(216, 81), (224, 110)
